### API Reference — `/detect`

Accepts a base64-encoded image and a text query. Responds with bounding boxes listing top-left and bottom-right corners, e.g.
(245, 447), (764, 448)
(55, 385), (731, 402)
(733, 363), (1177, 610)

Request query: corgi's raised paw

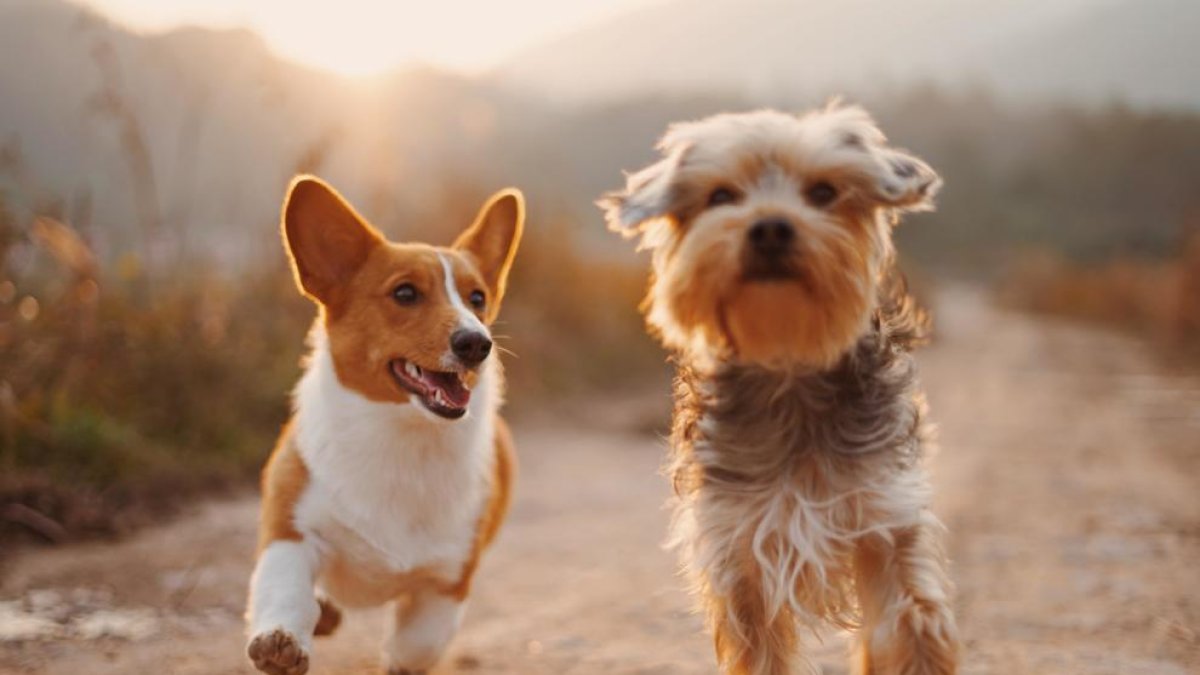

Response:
(248, 628), (310, 675)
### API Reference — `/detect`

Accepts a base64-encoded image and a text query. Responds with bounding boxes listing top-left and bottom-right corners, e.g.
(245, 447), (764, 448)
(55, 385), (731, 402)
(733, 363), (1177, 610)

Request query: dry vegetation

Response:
(0, 206), (307, 543)
(1000, 230), (1200, 361)
(2, 44), (1198, 550)
(0, 190), (659, 548)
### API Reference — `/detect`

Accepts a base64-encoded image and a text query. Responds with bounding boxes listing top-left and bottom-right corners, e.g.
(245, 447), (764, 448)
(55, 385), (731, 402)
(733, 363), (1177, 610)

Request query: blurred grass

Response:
(999, 230), (1200, 361)
(1, 209), (309, 542)
(5, 87), (1195, 549)
(0, 189), (662, 547)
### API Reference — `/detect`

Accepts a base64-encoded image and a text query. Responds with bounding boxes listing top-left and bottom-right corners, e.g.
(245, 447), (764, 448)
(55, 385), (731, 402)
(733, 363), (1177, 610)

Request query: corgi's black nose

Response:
(748, 218), (795, 256)
(451, 329), (492, 366)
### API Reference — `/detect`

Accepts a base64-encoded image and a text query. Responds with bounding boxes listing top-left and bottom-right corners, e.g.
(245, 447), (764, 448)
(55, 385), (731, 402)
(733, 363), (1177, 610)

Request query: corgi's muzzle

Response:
(390, 359), (473, 419)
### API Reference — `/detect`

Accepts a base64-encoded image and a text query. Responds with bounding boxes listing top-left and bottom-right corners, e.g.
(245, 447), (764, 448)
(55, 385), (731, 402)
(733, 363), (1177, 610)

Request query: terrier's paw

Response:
(247, 628), (310, 675)
(864, 601), (959, 675)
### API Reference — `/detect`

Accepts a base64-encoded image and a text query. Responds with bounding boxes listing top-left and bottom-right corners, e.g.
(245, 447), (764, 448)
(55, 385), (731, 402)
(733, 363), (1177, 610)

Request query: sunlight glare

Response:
(80, 0), (655, 77)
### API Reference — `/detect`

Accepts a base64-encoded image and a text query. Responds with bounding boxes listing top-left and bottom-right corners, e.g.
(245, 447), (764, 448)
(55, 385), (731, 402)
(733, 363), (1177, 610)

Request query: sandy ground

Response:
(1, 287), (1197, 674)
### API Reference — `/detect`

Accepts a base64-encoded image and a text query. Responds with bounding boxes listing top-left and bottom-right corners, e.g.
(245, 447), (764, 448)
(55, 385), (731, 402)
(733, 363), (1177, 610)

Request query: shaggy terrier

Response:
(601, 104), (960, 675)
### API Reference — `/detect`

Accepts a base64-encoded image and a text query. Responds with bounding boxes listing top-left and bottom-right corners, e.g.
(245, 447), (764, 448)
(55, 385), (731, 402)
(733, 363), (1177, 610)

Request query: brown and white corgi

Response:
(245, 176), (523, 675)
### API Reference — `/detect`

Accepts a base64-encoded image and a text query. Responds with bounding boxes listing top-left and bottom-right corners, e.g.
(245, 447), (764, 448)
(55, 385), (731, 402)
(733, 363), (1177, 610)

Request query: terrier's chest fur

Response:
(667, 285), (935, 624)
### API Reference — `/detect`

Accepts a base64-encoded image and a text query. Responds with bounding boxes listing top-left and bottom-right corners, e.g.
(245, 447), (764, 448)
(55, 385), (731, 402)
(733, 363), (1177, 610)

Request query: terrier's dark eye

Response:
(805, 181), (839, 208)
(707, 186), (739, 208)
(469, 290), (486, 310)
(393, 283), (419, 305)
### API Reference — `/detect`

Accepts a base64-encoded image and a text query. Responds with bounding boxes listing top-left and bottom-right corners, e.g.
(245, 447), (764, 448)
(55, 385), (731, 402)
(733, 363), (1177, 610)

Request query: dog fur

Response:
(245, 176), (522, 675)
(601, 105), (960, 674)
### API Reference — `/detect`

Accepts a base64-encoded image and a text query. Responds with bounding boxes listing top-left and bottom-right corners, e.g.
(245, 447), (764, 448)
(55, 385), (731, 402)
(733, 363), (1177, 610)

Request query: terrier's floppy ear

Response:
(866, 146), (941, 212)
(453, 188), (524, 315)
(281, 175), (383, 305)
(816, 104), (941, 212)
(598, 134), (691, 243)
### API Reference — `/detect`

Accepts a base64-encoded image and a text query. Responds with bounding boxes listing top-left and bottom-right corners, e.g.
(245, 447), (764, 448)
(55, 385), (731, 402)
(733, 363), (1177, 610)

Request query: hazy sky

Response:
(79, 0), (657, 75)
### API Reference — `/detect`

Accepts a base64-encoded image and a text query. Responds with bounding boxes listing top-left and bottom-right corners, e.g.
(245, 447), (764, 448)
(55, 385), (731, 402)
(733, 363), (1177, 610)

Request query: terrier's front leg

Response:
(854, 515), (960, 675)
(246, 540), (321, 675)
(381, 589), (465, 675)
(701, 566), (811, 675)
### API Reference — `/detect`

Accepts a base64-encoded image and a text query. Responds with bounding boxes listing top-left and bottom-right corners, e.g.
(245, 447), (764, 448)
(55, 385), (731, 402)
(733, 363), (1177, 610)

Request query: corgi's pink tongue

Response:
(421, 370), (471, 408)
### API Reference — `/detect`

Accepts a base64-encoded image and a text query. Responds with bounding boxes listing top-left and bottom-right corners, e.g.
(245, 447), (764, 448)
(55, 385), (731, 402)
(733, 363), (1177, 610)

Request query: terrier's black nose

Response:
(450, 329), (492, 365)
(748, 219), (795, 256)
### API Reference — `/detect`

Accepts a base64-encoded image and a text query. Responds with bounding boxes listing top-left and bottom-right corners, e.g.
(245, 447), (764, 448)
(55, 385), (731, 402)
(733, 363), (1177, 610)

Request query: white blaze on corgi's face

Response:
(281, 176), (524, 419)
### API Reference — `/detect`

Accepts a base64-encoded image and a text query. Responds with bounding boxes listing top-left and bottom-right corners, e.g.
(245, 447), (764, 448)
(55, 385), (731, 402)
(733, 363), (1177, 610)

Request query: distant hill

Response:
(496, 0), (1200, 109)
(989, 0), (1200, 108)
(0, 0), (344, 260)
(0, 0), (539, 263)
(0, 0), (1197, 270)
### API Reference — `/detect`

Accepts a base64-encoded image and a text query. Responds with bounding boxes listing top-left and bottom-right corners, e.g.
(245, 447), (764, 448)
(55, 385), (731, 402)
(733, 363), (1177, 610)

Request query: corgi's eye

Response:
(706, 186), (739, 208)
(469, 290), (486, 310)
(805, 181), (839, 208)
(393, 283), (419, 305)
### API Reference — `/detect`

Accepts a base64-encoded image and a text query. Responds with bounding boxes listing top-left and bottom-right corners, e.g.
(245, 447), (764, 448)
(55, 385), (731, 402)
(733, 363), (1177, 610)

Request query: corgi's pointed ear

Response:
(453, 188), (524, 312)
(281, 175), (383, 304)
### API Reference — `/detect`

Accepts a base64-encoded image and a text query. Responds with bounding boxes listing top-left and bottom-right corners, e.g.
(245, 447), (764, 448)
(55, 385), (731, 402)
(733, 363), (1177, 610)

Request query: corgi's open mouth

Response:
(390, 359), (471, 419)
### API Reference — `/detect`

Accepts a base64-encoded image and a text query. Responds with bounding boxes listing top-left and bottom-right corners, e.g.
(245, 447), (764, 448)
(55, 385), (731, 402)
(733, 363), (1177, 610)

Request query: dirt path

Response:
(2, 288), (1197, 674)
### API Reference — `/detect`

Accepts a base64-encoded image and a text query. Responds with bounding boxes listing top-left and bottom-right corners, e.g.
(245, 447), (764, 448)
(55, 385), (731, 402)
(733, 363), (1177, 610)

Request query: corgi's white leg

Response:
(246, 540), (321, 675)
(381, 591), (465, 674)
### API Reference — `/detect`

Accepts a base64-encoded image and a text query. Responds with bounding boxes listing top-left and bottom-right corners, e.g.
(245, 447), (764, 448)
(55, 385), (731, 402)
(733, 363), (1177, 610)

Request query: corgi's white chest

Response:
(290, 330), (497, 580)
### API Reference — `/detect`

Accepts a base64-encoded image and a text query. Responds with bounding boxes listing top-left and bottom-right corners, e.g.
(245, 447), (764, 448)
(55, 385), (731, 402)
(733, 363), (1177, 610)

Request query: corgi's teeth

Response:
(405, 362), (421, 378)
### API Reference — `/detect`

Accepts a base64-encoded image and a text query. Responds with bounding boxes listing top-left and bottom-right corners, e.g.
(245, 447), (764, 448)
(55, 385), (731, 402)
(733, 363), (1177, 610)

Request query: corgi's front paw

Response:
(248, 628), (310, 675)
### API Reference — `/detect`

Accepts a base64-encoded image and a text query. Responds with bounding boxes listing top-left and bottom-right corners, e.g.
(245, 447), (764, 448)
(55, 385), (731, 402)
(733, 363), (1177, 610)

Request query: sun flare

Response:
(259, 3), (488, 77)
(82, 0), (654, 77)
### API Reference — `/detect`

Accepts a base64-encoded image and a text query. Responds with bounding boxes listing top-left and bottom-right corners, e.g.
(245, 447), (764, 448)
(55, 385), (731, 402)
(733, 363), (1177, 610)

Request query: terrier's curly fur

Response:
(601, 104), (961, 675)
